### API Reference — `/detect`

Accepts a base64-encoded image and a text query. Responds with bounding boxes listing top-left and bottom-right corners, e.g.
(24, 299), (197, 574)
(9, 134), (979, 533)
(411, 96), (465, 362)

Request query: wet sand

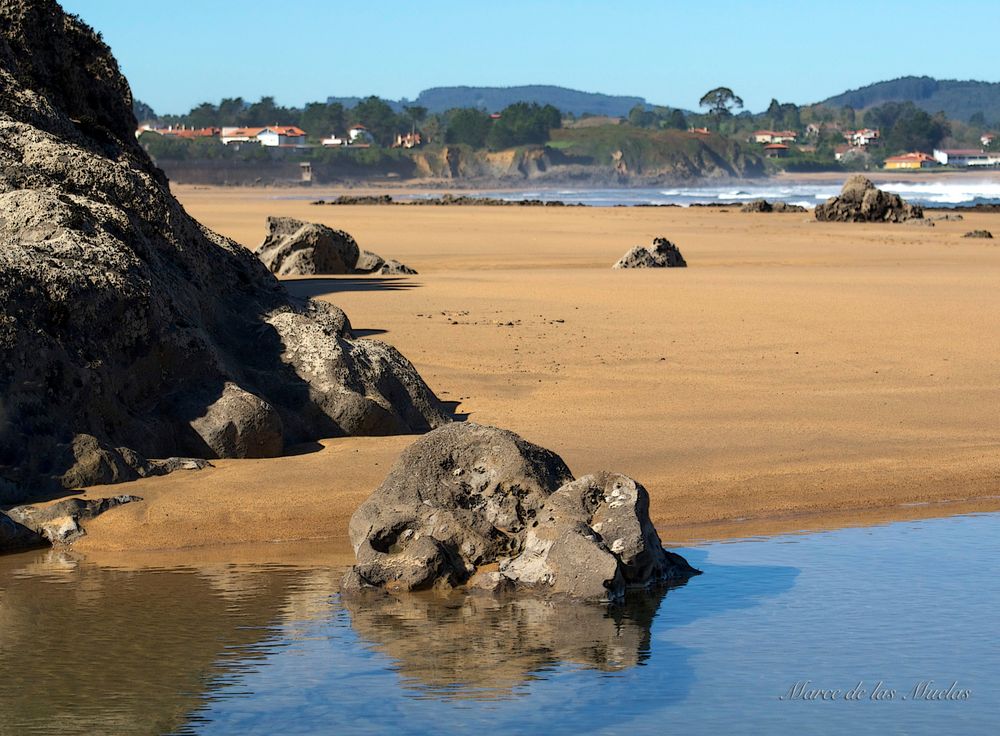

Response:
(76, 186), (1000, 555)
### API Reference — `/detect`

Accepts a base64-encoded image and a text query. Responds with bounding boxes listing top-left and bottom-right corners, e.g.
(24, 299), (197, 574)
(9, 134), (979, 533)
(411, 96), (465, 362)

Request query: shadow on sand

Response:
(283, 277), (421, 299)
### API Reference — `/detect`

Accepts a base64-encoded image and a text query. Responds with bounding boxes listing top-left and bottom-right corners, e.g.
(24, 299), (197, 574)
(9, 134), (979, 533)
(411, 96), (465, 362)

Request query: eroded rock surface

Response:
(741, 199), (806, 213)
(256, 217), (419, 276)
(963, 229), (993, 239)
(255, 217), (360, 276)
(6, 495), (142, 544)
(0, 0), (447, 505)
(344, 424), (699, 601)
(815, 175), (923, 222)
(613, 237), (687, 269)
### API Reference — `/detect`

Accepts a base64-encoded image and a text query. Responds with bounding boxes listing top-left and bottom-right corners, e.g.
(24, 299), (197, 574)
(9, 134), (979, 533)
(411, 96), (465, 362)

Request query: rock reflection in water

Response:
(342, 585), (682, 699)
(0, 549), (334, 736)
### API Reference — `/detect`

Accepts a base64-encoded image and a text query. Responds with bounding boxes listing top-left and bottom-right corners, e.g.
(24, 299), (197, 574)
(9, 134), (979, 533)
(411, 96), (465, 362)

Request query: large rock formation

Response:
(0, 0), (448, 504)
(613, 237), (687, 269)
(344, 424), (699, 601)
(814, 175), (923, 222)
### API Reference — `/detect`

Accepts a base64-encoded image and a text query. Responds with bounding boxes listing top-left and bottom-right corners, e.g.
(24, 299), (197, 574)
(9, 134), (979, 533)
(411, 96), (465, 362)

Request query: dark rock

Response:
(613, 237), (687, 269)
(255, 217), (360, 276)
(6, 495), (142, 544)
(345, 423), (573, 593)
(814, 175), (923, 222)
(963, 230), (993, 239)
(498, 473), (696, 599)
(741, 199), (807, 213)
(344, 424), (699, 601)
(0, 511), (48, 553)
(0, 0), (448, 504)
(378, 259), (418, 275)
(189, 382), (284, 458)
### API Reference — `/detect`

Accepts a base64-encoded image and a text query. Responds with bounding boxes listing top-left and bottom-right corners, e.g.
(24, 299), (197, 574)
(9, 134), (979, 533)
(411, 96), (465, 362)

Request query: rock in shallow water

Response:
(344, 424), (700, 601)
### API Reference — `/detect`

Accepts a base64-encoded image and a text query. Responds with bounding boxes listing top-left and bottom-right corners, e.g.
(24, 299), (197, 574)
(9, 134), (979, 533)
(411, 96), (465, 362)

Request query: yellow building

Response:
(884, 152), (938, 170)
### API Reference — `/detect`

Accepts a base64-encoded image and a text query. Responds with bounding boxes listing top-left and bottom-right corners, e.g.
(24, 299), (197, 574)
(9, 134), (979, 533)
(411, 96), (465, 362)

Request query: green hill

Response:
(821, 76), (1000, 123)
(328, 85), (647, 117)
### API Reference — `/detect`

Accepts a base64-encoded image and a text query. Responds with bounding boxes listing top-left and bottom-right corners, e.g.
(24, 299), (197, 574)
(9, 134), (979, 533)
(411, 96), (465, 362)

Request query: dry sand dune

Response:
(77, 188), (1000, 556)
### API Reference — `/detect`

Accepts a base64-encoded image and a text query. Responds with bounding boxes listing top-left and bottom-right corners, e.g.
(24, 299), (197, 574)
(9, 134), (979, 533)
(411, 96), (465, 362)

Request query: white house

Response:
(321, 134), (347, 147)
(221, 126), (307, 147)
(347, 124), (374, 144)
(933, 149), (1000, 167)
(982, 133), (996, 148)
(844, 128), (880, 147)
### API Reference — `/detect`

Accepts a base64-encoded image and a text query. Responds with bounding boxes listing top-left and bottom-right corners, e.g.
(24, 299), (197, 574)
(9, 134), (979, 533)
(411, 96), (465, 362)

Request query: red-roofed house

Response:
(752, 130), (797, 144)
(763, 143), (789, 158)
(136, 125), (220, 139)
(883, 152), (938, 170)
(221, 126), (307, 146)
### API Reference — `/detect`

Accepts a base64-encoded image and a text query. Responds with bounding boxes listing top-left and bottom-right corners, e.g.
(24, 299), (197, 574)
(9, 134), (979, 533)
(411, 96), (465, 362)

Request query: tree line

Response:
(136, 96), (562, 150)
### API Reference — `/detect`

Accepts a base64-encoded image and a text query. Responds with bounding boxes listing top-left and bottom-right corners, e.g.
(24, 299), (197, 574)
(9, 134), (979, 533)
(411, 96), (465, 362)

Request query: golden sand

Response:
(75, 186), (1000, 556)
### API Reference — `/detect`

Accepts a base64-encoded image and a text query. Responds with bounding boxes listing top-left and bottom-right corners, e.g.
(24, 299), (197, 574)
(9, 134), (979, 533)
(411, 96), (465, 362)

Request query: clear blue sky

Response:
(62, 0), (1000, 114)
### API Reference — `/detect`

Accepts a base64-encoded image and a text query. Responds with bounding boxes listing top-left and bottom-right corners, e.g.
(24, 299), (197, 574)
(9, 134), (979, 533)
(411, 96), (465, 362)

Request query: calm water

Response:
(285, 180), (1000, 209)
(1, 513), (998, 735)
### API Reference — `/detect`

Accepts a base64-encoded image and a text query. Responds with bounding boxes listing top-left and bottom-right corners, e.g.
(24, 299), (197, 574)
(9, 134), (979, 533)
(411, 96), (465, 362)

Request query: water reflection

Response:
(0, 550), (327, 736)
(341, 586), (681, 699)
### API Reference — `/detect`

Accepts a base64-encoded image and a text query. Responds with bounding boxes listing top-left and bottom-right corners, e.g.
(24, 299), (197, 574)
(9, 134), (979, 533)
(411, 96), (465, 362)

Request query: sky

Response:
(62, 0), (1000, 115)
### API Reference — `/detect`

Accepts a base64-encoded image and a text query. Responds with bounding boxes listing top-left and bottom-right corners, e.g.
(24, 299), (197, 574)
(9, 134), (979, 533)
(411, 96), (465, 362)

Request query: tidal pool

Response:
(1, 513), (997, 735)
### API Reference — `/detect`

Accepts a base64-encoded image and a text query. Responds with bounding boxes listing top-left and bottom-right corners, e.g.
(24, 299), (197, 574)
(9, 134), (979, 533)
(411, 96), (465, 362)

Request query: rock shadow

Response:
(283, 277), (422, 299)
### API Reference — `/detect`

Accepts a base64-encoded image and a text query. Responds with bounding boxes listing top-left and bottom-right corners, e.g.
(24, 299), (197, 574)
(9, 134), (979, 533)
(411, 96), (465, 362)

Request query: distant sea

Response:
(458, 181), (1000, 209)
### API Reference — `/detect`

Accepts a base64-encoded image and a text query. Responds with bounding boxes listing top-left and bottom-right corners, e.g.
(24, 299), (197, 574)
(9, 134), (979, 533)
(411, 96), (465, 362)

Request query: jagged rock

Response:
(255, 217), (360, 276)
(6, 495), (142, 544)
(0, 0), (448, 505)
(344, 424), (699, 601)
(354, 249), (385, 273)
(498, 473), (696, 599)
(378, 259), (418, 275)
(344, 423), (573, 593)
(963, 229), (993, 239)
(0, 511), (47, 553)
(815, 175), (923, 222)
(613, 237), (687, 269)
(741, 199), (806, 213)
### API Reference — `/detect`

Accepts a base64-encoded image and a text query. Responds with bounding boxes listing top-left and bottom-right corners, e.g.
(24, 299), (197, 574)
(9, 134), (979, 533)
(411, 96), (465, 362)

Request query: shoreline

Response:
(55, 192), (1000, 565)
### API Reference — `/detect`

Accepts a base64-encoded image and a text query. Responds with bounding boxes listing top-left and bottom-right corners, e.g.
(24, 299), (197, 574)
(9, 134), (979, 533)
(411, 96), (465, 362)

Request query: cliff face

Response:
(0, 0), (448, 503)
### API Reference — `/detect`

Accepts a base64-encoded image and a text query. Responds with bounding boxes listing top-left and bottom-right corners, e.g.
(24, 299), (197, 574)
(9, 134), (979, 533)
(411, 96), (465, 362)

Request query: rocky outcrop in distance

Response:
(613, 238), (688, 269)
(963, 229), (993, 238)
(312, 194), (577, 207)
(343, 424), (700, 602)
(0, 0), (447, 506)
(815, 176), (923, 222)
(255, 217), (418, 276)
(741, 199), (807, 213)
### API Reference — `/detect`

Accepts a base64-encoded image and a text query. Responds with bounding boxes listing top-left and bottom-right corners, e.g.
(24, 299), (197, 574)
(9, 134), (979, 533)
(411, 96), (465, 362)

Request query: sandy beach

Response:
(76, 186), (1000, 557)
